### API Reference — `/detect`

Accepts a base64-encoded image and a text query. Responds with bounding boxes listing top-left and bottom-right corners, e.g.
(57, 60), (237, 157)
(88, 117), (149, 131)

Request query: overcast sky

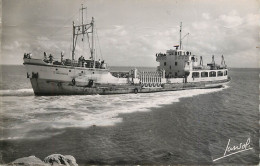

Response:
(1, 0), (259, 68)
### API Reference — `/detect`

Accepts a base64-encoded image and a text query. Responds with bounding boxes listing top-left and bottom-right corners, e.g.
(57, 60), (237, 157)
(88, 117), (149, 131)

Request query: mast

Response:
(180, 22), (182, 50)
(81, 4), (84, 25)
(72, 21), (75, 60)
(91, 17), (95, 68)
(81, 4), (86, 37)
(71, 4), (95, 65)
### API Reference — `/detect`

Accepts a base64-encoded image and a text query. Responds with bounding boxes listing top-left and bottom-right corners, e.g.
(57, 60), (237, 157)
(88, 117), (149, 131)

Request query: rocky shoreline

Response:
(5, 154), (78, 166)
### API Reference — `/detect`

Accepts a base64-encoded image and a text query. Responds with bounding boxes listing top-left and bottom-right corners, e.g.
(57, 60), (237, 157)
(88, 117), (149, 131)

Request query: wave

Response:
(0, 130), (65, 141)
(0, 86), (229, 140)
(0, 89), (34, 96)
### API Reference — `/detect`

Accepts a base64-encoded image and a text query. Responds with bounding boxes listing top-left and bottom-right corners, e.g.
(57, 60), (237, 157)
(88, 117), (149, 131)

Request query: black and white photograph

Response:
(0, 0), (259, 165)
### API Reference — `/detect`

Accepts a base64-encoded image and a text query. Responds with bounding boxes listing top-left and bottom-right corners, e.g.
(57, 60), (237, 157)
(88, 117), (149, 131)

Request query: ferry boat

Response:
(23, 5), (230, 95)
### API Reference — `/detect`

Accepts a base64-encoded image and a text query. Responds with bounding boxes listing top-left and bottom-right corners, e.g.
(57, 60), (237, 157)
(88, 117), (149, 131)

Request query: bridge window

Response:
(175, 52), (177, 55)
(164, 62), (166, 66)
(192, 72), (200, 78)
(175, 72), (177, 76)
(175, 62), (177, 66)
(224, 70), (228, 76)
(217, 71), (223, 76)
(201, 72), (208, 77)
(209, 71), (216, 77)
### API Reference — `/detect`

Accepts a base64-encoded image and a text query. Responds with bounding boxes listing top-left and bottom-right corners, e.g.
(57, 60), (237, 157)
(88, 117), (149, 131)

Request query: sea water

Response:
(0, 66), (259, 164)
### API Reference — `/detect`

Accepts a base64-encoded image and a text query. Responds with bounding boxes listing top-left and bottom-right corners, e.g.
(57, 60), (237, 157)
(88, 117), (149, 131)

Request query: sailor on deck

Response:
(43, 52), (48, 62)
(98, 59), (101, 68)
(78, 56), (85, 67)
(49, 54), (53, 63)
(61, 52), (64, 64)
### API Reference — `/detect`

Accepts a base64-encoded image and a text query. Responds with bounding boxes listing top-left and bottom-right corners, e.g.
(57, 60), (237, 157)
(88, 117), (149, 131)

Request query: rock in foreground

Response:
(44, 154), (78, 166)
(8, 156), (48, 166)
(7, 154), (78, 166)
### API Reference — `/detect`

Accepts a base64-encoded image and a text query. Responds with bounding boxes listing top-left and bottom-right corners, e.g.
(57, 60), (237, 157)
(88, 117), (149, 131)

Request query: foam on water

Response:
(0, 86), (229, 140)
(0, 89), (34, 96)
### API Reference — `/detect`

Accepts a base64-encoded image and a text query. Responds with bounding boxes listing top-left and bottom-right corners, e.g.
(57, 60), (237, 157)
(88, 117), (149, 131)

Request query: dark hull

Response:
(30, 78), (231, 96)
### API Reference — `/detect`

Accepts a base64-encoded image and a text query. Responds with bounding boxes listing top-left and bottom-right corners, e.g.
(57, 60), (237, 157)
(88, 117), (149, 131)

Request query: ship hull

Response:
(24, 59), (230, 96)
(30, 77), (230, 96)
